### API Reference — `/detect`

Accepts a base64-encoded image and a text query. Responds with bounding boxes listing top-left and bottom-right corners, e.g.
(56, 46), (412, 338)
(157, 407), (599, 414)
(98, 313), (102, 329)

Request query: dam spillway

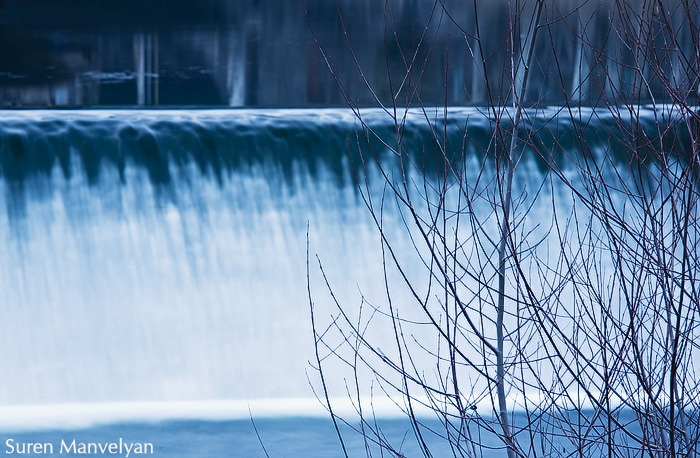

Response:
(0, 106), (686, 408)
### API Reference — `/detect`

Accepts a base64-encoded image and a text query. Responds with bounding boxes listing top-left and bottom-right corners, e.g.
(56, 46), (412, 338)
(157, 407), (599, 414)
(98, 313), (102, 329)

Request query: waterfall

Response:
(0, 106), (681, 419)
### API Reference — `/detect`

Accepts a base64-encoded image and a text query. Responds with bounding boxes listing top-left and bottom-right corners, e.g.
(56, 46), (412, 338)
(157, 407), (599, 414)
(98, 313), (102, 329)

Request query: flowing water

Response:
(0, 105), (686, 457)
(0, 109), (393, 405)
(2, 1), (698, 456)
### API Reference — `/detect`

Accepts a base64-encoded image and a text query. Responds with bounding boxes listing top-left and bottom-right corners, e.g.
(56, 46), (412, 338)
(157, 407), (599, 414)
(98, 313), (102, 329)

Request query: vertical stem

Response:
(497, 2), (543, 457)
(307, 228), (349, 458)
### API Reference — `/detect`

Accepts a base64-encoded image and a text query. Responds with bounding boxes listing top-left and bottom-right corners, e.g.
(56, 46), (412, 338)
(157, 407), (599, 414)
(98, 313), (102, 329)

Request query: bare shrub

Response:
(306, 1), (700, 456)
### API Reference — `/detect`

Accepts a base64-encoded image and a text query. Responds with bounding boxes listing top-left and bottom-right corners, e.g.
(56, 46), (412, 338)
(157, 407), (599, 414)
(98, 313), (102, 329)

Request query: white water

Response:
(0, 110), (429, 415)
(0, 108), (668, 428)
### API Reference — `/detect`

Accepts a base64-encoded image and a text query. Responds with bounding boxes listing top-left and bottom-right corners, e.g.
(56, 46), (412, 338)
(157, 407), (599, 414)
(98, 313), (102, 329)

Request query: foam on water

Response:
(0, 107), (685, 422)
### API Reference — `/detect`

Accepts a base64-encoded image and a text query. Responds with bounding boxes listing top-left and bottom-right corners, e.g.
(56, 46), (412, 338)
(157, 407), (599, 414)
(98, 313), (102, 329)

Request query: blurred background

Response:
(1, 0), (685, 108)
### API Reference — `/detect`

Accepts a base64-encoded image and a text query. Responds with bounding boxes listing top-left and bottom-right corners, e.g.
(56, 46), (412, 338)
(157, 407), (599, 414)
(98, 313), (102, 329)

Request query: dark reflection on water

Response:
(1, 0), (697, 108)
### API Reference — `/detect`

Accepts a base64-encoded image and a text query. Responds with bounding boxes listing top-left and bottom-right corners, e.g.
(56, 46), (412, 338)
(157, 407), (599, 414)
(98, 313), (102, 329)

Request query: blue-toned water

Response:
(0, 107), (693, 456)
(2, 0), (697, 109)
(0, 109), (396, 405)
(0, 409), (656, 457)
(0, 417), (482, 458)
(2, 0), (699, 455)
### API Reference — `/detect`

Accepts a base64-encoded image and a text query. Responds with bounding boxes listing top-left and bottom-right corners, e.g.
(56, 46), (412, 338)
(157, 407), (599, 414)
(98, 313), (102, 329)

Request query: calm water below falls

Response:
(0, 416), (528, 457)
(0, 107), (682, 456)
